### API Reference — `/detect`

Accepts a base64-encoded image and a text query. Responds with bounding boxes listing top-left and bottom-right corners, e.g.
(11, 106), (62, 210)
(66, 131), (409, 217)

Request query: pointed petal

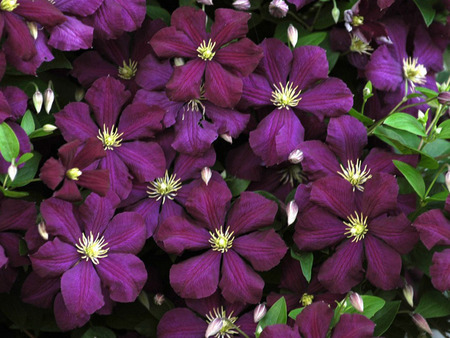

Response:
(171, 6), (206, 45)
(204, 103), (249, 138)
(55, 0), (103, 16)
(55, 102), (98, 142)
(430, 249), (450, 292)
(174, 148), (216, 181)
(291, 46), (329, 90)
(297, 302), (333, 338)
(40, 158), (65, 190)
(15, 0), (66, 26)
(54, 293), (90, 331)
(211, 8), (249, 46)
(150, 26), (197, 58)
(40, 198), (81, 243)
(71, 51), (117, 87)
(48, 16), (93, 51)
(333, 313), (375, 338)
(363, 149), (418, 175)
(135, 53), (172, 91)
(414, 25), (443, 73)
(204, 61), (242, 108)
(126, 197), (160, 238)
(413, 209), (450, 249)
(240, 73), (273, 108)
(77, 170), (110, 197)
(257, 38), (292, 85)
(99, 152), (132, 200)
(103, 212), (145, 254)
(3, 12), (36, 61)
(299, 140), (340, 180)
(118, 103), (164, 140)
(361, 173), (398, 218)
(157, 308), (206, 338)
(79, 192), (115, 236)
(365, 45), (402, 91)
(54, 179), (82, 202)
(166, 59), (204, 102)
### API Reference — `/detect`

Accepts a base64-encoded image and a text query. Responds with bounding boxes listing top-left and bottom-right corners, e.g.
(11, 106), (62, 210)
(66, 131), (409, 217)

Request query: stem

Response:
(418, 104), (444, 151)
(287, 11), (310, 31)
(423, 164), (447, 199)
(231, 323), (249, 338)
(367, 96), (408, 135)
(398, 96), (437, 111)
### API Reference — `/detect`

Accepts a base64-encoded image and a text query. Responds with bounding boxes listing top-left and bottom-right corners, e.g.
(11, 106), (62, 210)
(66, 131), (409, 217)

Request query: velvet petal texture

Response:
(157, 308), (207, 338)
(430, 249), (450, 292)
(413, 209), (450, 249)
(332, 313), (375, 338)
(297, 301), (333, 338)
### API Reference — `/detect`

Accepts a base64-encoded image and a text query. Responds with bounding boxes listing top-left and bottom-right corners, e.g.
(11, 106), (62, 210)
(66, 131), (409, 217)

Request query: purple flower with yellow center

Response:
(150, 6), (263, 108)
(241, 38), (353, 166)
(294, 173), (418, 293)
(30, 194), (147, 324)
(156, 173), (287, 304)
(55, 76), (166, 200)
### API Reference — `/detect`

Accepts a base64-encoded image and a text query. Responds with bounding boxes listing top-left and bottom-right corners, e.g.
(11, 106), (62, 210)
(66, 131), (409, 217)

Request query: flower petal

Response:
(40, 198), (81, 243)
(54, 293), (90, 331)
(119, 103), (164, 140)
(48, 16), (94, 51)
(361, 173), (398, 218)
(430, 249), (450, 292)
(211, 8), (250, 47)
(240, 73), (273, 108)
(99, 152), (133, 200)
(290, 46), (329, 90)
(79, 193), (115, 236)
(103, 212), (145, 254)
(166, 59), (204, 103)
(365, 45), (402, 91)
(205, 61), (243, 108)
(299, 140), (341, 181)
(297, 302), (333, 338)
(261, 324), (300, 338)
(150, 26), (197, 58)
(157, 308), (206, 338)
(55, 102), (98, 142)
(333, 313), (375, 338)
(21, 272), (60, 309)
(413, 209), (450, 249)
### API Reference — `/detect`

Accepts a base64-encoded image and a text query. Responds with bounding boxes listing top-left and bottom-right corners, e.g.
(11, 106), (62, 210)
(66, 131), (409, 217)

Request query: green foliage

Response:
(342, 295), (386, 319)
(0, 122), (20, 162)
(372, 301), (401, 336)
(415, 290), (450, 318)
(393, 160), (426, 199)
(384, 113), (427, 137)
(256, 297), (287, 337)
(290, 249), (313, 283)
(412, 0), (436, 26)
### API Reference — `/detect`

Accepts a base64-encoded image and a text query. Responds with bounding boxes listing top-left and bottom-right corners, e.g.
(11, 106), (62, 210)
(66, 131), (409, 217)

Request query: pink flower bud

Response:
(412, 313), (432, 335)
(197, 0), (213, 5)
(38, 221), (49, 241)
(220, 133), (233, 144)
(286, 200), (299, 226)
(233, 0), (250, 10)
(403, 283), (414, 308)
(349, 292), (364, 312)
(201, 167), (212, 186)
(153, 293), (165, 306)
(288, 149), (303, 164)
(7, 161), (17, 182)
(33, 90), (43, 114)
(438, 91), (450, 106)
(253, 303), (267, 323)
(269, 0), (289, 18)
(205, 317), (223, 337)
(287, 24), (298, 47)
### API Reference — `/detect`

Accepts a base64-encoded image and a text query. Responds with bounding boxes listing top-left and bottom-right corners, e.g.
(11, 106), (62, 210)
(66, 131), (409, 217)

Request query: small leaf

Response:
(415, 86), (438, 98)
(0, 186), (29, 198)
(17, 152), (33, 166)
(20, 110), (35, 135)
(227, 177), (251, 197)
(349, 108), (374, 126)
(428, 191), (449, 202)
(146, 5), (171, 25)
(415, 290), (450, 318)
(290, 249), (313, 282)
(393, 160), (426, 199)
(0, 122), (20, 162)
(256, 297), (287, 337)
(384, 113), (427, 136)
(437, 120), (450, 139)
(343, 295), (385, 319)
(372, 301), (401, 336)
(298, 32), (327, 46)
(10, 152), (41, 188)
(288, 307), (304, 320)
(29, 129), (53, 139)
(412, 0), (436, 26)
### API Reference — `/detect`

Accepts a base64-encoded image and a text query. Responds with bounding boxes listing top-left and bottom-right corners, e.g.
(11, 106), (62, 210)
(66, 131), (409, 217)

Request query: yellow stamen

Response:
(118, 59), (138, 80)
(205, 307), (239, 338)
(197, 39), (216, 61)
(337, 159), (372, 192)
(300, 293), (314, 307)
(344, 212), (368, 242)
(403, 57), (427, 89)
(209, 226), (234, 253)
(146, 171), (182, 204)
(271, 81), (302, 109)
(0, 0), (19, 12)
(66, 168), (82, 181)
(350, 35), (373, 55)
(75, 232), (109, 265)
(97, 124), (124, 151)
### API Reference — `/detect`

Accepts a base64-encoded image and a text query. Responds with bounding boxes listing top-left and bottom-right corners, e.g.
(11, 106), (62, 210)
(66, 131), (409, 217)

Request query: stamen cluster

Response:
(271, 81), (302, 109)
(209, 226), (235, 253)
(205, 307), (239, 338)
(337, 159), (372, 191)
(146, 171), (182, 204)
(75, 232), (109, 265)
(343, 212), (369, 242)
(97, 124), (124, 150)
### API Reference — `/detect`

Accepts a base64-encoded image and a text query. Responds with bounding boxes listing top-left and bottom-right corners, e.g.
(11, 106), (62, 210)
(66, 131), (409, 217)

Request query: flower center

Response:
(66, 167), (82, 180)
(271, 81), (302, 109)
(300, 293), (314, 307)
(197, 39), (216, 61)
(350, 35), (373, 55)
(206, 307), (239, 338)
(352, 15), (364, 26)
(279, 165), (305, 187)
(403, 57), (427, 88)
(337, 159), (372, 192)
(97, 124), (124, 151)
(344, 212), (368, 242)
(118, 59), (138, 80)
(209, 226), (234, 253)
(0, 0), (19, 11)
(75, 232), (109, 265)
(146, 171), (182, 204)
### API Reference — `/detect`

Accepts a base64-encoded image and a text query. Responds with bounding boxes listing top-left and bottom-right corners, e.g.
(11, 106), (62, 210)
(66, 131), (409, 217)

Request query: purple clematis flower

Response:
(150, 6), (263, 108)
(157, 291), (256, 338)
(241, 38), (353, 166)
(260, 301), (375, 338)
(156, 173), (287, 304)
(55, 76), (166, 200)
(30, 194), (147, 329)
(294, 173), (418, 293)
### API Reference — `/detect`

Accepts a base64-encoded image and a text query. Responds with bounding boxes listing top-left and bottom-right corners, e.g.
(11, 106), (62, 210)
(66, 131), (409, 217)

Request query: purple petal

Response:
(333, 313), (375, 338)
(55, 102), (98, 142)
(299, 140), (341, 181)
(318, 240), (364, 293)
(174, 148), (216, 181)
(240, 73), (273, 109)
(220, 250), (264, 304)
(297, 302), (333, 338)
(110, 0), (145, 33)
(361, 173), (398, 218)
(365, 235), (402, 290)
(227, 191), (278, 235)
(119, 103), (164, 140)
(363, 148), (418, 175)
(257, 38), (292, 85)
(21, 272), (60, 309)
(53, 179), (81, 201)
(430, 249), (450, 292)
(150, 26), (197, 58)
(54, 293), (90, 331)
(0, 198), (36, 231)
(40, 198), (81, 243)
(48, 16), (93, 51)
(55, 0), (103, 16)
(135, 53), (172, 91)
(211, 8), (250, 46)
(291, 46), (329, 90)
(170, 250), (221, 299)
(414, 25), (443, 73)
(77, 170), (110, 197)
(204, 103), (249, 138)
(205, 61), (242, 108)
(171, 6), (206, 46)
(0, 245), (6, 268)
(3, 12), (36, 61)
(413, 209), (450, 249)
(99, 152), (133, 200)
(125, 197), (160, 238)
(233, 229), (287, 271)
(61, 260), (104, 316)
(15, 0), (66, 26)
(71, 52), (118, 87)
(157, 308), (206, 338)
(79, 192), (115, 235)
(2, 86), (27, 119)
(365, 45), (402, 91)
(166, 59), (204, 102)
(96, 253), (146, 302)
(103, 212), (145, 254)
(261, 324), (300, 338)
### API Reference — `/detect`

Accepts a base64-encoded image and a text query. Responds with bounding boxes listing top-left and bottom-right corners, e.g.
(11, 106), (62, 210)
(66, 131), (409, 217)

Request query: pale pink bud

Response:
(253, 303), (267, 323)
(220, 133), (233, 144)
(201, 167), (212, 186)
(7, 161), (17, 182)
(233, 0), (251, 10)
(27, 22), (38, 40)
(205, 317), (223, 337)
(288, 149), (303, 164)
(403, 284), (414, 308)
(412, 313), (432, 335)
(269, 0), (289, 18)
(349, 292), (364, 312)
(197, 0), (213, 5)
(438, 91), (450, 106)
(153, 293), (165, 306)
(42, 124), (57, 132)
(38, 221), (49, 241)
(44, 87), (54, 114)
(33, 90), (43, 114)
(287, 24), (298, 47)
(286, 200), (299, 226)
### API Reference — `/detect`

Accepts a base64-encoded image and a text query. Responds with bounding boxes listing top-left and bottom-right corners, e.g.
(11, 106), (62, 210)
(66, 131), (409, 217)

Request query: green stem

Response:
(231, 323), (249, 338)
(418, 104), (444, 151)
(423, 164), (447, 199)
(398, 96), (437, 111)
(367, 96), (408, 135)
(287, 11), (310, 31)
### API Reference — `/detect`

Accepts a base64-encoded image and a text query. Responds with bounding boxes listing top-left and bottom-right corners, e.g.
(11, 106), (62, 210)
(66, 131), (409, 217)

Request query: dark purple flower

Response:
(241, 38), (353, 166)
(150, 6), (263, 108)
(294, 174), (418, 293)
(156, 174), (287, 304)
(55, 76), (166, 200)
(40, 138), (109, 201)
(30, 194), (147, 329)
(286, 0), (315, 10)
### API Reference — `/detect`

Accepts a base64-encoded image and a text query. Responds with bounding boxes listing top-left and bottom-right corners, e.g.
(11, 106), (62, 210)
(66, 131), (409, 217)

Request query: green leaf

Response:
(37, 50), (72, 72)
(256, 297), (287, 337)
(416, 290), (450, 318)
(415, 86), (438, 98)
(0, 186), (29, 198)
(422, 139), (450, 158)
(343, 295), (385, 319)
(393, 160), (426, 199)
(29, 129), (53, 139)
(437, 120), (450, 139)
(384, 113), (427, 136)
(147, 5), (171, 25)
(20, 110), (35, 135)
(372, 301), (401, 336)
(227, 177), (251, 197)
(288, 307), (304, 320)
(297, 32), (327, 46)
(349, 108), (374, 126)
(428, 191), (449, 202)
(412, 0), (436, 26)
(0, 122), (20, 162)
(290, 249), (313, 282)
(81, 326), (116, 338)
(17, 152), (33, 166)
(10, 151), (41, 188)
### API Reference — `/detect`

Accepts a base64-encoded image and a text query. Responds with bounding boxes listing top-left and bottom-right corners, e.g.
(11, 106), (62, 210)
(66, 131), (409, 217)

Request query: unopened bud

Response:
(269, 0), (289, 18)
(8, 161), (17, 182)
(446, 165), (450, 192)
(205, 317), (223, 338)
(412, 313), (432, 335)
(288, 149), (303, 164)
(33, 90), (43, 114)
(349, 292), (364, 312)
(438, 91), (450, 106)
(197, 0), (213, 5)
(403, 284), (414, 308)
(331, 5), (340, 23)
(232, 0), (251, 10)
(27, 22), (38, 40)
(253, 303), (267, 323)
(220, 133), (233, 144)
(286, 200), (299, 226)
(44, 86), (54, 114)
(363, 87), (371, 97)
(75, 87), (85, 102)
(153, 293), (165, 306)
(38, 221), (49, 241)
(174, 57), (185, 67)
(42, 124), (57, 132)
(201, 167), (212, 186)
(287, 24), (298, 47)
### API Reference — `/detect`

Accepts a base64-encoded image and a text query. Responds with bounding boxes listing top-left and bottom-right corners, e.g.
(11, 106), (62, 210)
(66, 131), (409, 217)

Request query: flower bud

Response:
(44, 86), (54, 114)
(75, 87), (85, 102)
(446, 165), (450, 192)
(288, 149), (303, 164)
(201, 167), (212, 186)
(287, 24), (298, 47)
(174, 57), (185, 67)
(33, 90), (43, 114)
(438, 91), (450, 106)
(197, 0), (213, 5)
(233, 0), (250, 10)
(253, 303), (267, 323)
(403, 283), (414, 308)
(205, 317), (223, 337)
(42, 124), (57, 132)
(153, 293), (165, 306)
(349, 292), (364, 312)
(27, 22), (38, 40)
(286, 200), (299, 226)
(269, 0), (289, 18)
(38, 220), (49, 241)
(220, 133), (233, 144)
(8, 161), (17, 182)
(412, 313), (432, 335)
(331, 5), (340, 24)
